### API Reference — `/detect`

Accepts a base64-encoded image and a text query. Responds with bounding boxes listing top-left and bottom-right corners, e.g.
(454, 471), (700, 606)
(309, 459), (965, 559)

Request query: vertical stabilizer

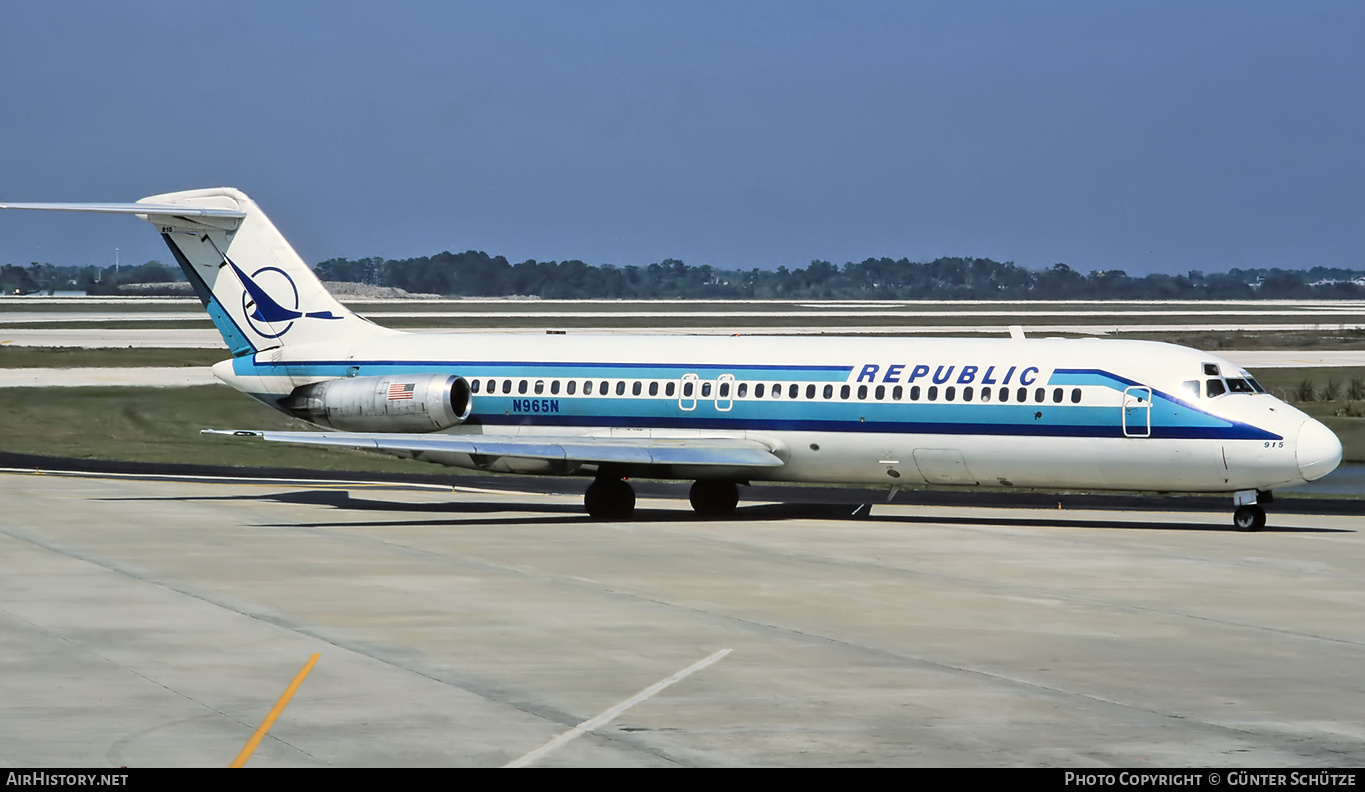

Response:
(137, 187), (392, 356)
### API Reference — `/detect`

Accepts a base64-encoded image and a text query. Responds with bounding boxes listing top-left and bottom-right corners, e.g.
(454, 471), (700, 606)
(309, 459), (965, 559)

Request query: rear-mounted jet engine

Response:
(286, 374), (472, 432)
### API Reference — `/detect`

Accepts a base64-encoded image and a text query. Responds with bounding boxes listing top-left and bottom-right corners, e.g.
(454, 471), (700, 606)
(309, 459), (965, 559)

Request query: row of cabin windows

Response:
(468, 378), (1084, 405)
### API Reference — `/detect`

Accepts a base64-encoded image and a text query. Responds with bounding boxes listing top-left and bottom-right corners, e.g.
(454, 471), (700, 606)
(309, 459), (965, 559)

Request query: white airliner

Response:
(1, 188), (1344, 530)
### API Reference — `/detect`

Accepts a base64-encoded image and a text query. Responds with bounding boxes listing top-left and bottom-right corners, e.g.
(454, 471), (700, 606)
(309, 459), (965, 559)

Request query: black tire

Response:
(585, 478), (635, 520)
(1233, 505), (1266, 532)
(689, 480), (739, 517)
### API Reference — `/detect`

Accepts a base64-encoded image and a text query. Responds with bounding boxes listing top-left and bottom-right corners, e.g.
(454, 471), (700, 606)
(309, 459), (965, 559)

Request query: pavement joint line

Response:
(0, 516), (629, 756)
(503, 648), (733, 768)
(0, 581), (297, 766)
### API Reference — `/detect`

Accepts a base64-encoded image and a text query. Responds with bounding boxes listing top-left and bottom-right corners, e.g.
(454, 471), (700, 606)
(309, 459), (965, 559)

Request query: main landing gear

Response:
(582, 476), (742, 520)
(1232, 490), (1270, 532)
(584, 475), (636, 520)
(689, 480), (740, 517)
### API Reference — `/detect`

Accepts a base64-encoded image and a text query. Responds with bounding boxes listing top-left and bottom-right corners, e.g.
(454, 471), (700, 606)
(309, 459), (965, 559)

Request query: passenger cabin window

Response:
(1070, 388), (1081, 404)
(471, 380), (481, 393)
(567, 381), (577, 395)
(755, 383), (765, 398)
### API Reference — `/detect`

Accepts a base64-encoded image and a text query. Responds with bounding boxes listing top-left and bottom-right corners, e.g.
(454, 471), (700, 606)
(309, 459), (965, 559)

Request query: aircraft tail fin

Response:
(2, 188), (392, 356)
(138, 187), (392, 356)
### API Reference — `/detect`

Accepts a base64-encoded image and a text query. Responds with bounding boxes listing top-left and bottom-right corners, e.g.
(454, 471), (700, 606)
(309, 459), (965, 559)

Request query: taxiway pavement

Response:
(1, 471), (1361, 767)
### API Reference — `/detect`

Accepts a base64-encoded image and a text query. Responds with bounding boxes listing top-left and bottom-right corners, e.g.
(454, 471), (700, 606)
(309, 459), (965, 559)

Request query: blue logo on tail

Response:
(228, 259), (340, 339)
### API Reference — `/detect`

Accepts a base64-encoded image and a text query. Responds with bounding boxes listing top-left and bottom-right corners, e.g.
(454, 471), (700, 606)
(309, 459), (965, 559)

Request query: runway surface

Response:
(2, 471), (1362, 767)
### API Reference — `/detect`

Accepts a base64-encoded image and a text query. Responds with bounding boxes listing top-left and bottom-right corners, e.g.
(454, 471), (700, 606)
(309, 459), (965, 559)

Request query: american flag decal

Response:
(387, 382), (415, 400)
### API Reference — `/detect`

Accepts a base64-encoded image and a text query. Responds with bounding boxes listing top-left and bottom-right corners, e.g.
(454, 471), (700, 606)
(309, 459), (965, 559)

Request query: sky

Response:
(1, 1), (1362, 276)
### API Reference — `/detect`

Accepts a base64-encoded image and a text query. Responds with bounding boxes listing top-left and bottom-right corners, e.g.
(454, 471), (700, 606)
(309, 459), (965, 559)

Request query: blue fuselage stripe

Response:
(237, 359), (1281, 442)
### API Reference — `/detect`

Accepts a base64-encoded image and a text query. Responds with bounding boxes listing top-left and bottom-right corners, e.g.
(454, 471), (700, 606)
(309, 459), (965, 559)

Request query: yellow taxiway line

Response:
(230, 654), (320, 768)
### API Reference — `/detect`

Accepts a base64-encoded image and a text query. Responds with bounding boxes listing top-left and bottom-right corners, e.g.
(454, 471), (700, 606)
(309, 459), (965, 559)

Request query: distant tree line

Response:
(6, 253), (1365, 300)
(315, 252), (1365, 300)
(1, 261), (181, 295)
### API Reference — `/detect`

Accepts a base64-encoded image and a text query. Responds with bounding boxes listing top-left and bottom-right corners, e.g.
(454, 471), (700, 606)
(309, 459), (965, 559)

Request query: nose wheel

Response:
(1232, 499), (1267, 532)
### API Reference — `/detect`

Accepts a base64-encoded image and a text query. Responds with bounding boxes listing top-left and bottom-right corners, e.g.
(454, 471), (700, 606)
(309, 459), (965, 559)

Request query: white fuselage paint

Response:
(214, 332), (1339, 494)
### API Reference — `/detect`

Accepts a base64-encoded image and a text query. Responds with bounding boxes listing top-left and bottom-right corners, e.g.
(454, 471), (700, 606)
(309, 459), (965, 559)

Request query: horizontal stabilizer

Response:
(204, 430), (787, 469)
(0, 202), (246, 219)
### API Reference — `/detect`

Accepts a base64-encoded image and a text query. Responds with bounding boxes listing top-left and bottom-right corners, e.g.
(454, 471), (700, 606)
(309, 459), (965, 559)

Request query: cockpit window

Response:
(1203, 363), (1220, 376)
(1181, 380), (1200, 399)
(1205, 376), (1265, 397)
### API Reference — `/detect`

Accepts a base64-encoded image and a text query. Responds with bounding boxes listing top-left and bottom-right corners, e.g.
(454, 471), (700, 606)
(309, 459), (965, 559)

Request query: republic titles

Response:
(850, 362), (1046, 387)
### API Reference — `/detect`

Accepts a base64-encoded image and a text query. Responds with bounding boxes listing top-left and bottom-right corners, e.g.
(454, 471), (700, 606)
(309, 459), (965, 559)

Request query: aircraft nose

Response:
(1296, 419), (1343, 482)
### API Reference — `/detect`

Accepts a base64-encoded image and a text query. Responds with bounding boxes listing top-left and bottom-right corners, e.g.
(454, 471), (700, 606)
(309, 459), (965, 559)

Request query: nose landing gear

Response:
(1233, 504), (1266, 532)
(1232, 490), (1269, 532)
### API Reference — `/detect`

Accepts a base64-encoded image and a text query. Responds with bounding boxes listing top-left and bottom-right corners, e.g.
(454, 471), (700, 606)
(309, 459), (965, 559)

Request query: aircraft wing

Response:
(203, 430), (786, 468)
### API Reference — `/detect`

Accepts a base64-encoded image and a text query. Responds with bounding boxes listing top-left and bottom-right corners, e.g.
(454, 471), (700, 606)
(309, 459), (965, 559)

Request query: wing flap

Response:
(203, 430), (786, 468)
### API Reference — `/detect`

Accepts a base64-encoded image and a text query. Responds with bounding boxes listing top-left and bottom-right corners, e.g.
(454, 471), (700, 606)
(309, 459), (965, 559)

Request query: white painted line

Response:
(504, 648), (733, 768)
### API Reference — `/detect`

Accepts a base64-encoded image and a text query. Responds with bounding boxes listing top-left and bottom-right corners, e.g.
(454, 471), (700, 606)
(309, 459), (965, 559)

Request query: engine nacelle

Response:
(286, 374), (472, 433)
